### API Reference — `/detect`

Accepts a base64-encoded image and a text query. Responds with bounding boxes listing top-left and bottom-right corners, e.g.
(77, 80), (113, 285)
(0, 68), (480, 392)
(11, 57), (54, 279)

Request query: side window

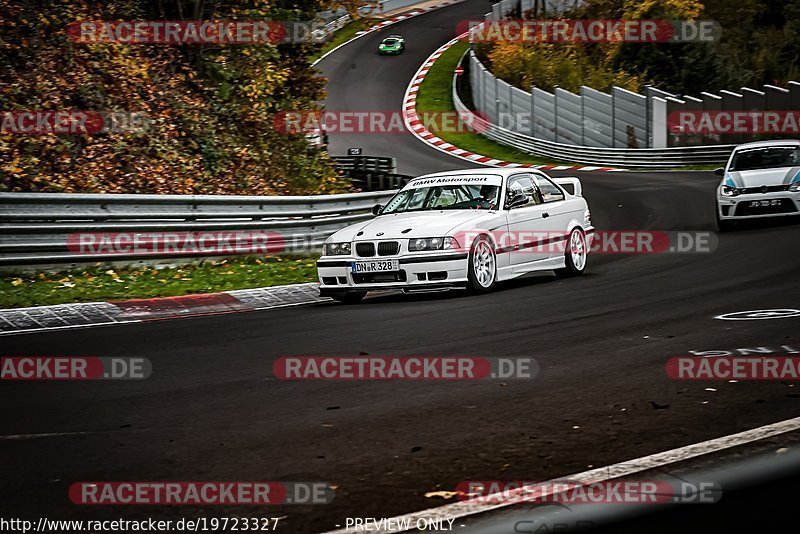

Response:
(506, 175), (540, 207)
(534, 175), (565, 203)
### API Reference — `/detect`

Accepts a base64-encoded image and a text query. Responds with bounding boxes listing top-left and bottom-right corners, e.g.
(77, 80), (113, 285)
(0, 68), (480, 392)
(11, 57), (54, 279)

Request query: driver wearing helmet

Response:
(472, 184), (498, 209)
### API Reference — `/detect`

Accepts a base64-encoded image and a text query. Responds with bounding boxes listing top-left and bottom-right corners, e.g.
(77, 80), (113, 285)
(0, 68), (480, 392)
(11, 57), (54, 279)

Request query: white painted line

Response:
(715, 309), (800, 321)
(312, 30), (370, 67)
(249, 300), (330, 312)
(0, 431), (93, 440)
(321, 415), (800, 534)
(0, 319), (140, 338)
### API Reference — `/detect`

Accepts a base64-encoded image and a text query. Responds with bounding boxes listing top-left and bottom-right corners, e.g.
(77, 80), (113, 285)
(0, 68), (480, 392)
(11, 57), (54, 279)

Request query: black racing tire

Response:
(555, 227), (587, 277)
(716, 209), (737, 232)
(466, 235), (497, 294)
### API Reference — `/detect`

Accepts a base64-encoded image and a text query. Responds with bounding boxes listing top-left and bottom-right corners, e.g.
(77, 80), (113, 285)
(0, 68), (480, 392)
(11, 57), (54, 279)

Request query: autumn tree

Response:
(0, 0), (351, 195)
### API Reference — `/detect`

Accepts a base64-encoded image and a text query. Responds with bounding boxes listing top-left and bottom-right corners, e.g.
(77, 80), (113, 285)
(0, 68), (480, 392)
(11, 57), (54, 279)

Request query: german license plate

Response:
(749, 199), (782, 207)
(351, 260), (399, 273)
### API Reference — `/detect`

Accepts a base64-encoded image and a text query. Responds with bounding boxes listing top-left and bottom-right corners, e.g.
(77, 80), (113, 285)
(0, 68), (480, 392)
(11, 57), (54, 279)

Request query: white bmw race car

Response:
(716, 140), (800, 231)
(317, 168), (594, 303)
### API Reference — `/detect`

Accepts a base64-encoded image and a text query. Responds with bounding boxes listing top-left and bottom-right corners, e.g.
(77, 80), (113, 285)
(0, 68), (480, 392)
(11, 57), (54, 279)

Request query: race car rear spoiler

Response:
(552, 177), (582, 197)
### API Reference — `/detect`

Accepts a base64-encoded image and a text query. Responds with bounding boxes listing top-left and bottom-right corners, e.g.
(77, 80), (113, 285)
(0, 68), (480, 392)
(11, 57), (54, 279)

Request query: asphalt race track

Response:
(3, 1), (800, 532)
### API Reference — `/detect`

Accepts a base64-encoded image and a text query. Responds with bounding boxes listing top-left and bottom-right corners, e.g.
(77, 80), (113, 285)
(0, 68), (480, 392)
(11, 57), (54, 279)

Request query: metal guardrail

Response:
(454, 55), (736, 167)
(0, 191), (396, 268)
(460, 0), (777, 165)
(330, 155), (413, 191)
(350, 173), (412, 191)
(330, 155), (397, 174)
(319, 14), (351, 40)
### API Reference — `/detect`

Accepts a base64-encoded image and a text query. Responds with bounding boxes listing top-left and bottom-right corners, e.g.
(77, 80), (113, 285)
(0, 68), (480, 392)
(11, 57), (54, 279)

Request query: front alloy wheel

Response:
(467, 235), (497, 293)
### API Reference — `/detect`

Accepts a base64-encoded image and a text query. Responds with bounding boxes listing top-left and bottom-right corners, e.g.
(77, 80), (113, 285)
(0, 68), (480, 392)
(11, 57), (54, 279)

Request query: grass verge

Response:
(310, 18), (377, 64)
(0, 256), (319, 309)
(416, 42), (722, 171)
(415, 41), (561, 166)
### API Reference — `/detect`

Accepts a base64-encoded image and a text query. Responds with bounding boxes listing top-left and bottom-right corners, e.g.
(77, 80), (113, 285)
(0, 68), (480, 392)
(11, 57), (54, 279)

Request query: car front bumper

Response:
(317, 252), (469, 296)
(717, 191), (800, 219)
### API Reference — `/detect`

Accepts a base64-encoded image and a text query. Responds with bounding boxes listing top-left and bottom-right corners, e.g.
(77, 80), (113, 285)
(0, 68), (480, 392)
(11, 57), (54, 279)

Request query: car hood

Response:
(329, 210), (496, 242)
(380, 42), (400, 49)
(727, 166), (800, 188)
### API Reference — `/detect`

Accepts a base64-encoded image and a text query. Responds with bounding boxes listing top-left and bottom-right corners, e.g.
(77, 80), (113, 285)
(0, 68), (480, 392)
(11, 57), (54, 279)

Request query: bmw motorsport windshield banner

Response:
(405, 175), (503, 188)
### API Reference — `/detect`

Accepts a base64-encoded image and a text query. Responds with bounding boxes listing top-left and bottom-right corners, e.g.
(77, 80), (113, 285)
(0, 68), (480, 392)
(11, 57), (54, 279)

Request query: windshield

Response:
(381, 177), (502, 214)
(382, 39), (398, 46)
(729, 146), (800, 171)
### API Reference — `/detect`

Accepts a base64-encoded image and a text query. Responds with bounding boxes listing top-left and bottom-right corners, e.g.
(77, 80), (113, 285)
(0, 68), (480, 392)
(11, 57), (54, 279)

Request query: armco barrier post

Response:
(764, 84), (789, 112)
(790, 82), (800, 112)
(651, 97), (668, 149)
(700, 92), (723, 145)
(553, 85), (559, 144)
(740, 87), (765, 144)
(611, 89), (616, 148)
(719, 90), (744, 145)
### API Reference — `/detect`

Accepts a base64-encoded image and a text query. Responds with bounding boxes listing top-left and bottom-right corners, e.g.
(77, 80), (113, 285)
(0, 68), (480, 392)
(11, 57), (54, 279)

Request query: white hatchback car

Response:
(317, 168), (594, 303)
(716, 140), (800, 231)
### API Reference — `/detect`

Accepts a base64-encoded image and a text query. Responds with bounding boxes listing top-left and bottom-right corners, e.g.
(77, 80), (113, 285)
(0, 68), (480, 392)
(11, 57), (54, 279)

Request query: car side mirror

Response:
(714, 167), (725, 176)
(506, 193), (529, 209)
(372, 204), (383, 215)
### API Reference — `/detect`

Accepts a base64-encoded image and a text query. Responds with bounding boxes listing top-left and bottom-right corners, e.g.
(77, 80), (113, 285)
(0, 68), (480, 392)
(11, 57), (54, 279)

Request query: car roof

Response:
(387, 35), (403, 38)
(734, 139), (800, 151)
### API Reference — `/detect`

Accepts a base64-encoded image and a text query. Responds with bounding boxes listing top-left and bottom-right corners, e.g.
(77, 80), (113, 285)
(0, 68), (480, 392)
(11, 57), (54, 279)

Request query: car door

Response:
(503, 174), (554, 268)
(531, 172), (576, 258)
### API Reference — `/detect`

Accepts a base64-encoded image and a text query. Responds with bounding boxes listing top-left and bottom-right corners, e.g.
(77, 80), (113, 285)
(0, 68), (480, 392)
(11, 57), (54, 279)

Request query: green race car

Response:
(378, 35), (405, 55)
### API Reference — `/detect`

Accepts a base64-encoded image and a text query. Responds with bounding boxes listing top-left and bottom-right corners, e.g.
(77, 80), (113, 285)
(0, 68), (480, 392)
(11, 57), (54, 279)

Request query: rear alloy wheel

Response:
(556, 228), (587, 277)
(331, 291), (367, 304)
(467, 235), (497, 294)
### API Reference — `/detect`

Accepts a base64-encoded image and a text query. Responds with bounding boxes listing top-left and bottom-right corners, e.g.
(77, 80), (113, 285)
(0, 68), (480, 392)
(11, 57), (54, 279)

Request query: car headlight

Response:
(409, 237), (460, 252)
(720, 185), (740, 197)
(790, 182), (800, 192)
(324, 242), (351, 256)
